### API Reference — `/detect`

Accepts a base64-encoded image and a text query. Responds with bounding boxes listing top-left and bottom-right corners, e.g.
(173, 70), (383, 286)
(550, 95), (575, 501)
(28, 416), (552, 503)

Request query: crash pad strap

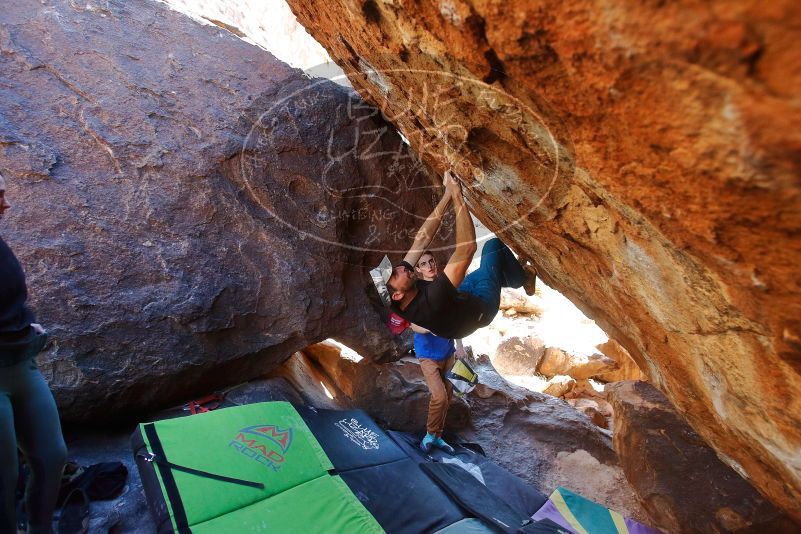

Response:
(446, 372), (476, 384)
(136, 451), (265, 490)
(143, 423), (190, 534)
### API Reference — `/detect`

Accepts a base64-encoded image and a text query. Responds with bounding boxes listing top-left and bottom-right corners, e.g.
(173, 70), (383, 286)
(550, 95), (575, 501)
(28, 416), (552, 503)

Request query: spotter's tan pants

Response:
(419, 354), (455, 436)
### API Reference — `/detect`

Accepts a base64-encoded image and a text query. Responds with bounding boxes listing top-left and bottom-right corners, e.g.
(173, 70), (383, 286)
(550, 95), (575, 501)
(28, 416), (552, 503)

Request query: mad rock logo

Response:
(336, 418), (379, 450)
(229, 424), (293, 472)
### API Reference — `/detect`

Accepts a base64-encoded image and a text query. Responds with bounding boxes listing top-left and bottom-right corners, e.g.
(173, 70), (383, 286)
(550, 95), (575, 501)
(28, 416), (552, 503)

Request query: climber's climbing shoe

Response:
(420, 433), (436, 453)
(433, 436), (455, 455)
(523, 269), (537, 296)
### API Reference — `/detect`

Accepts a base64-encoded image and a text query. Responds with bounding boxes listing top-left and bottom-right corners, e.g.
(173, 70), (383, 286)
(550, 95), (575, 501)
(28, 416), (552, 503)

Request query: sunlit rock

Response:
(286, 0), (801, 517)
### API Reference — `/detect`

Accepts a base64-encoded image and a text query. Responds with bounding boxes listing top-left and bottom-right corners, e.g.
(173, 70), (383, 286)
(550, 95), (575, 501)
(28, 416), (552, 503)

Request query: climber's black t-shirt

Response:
(391, 275), (486, 339)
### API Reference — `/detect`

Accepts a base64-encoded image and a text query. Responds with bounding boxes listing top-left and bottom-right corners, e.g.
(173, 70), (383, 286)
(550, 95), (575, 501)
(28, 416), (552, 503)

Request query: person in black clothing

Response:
(387, 171), (527, 339)
(0, 172), (67, 534)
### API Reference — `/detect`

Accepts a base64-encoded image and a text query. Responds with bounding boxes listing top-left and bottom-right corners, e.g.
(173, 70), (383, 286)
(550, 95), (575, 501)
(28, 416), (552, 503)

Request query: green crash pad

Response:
(192, 474), (382, 533)
(135, 401), (343, 530)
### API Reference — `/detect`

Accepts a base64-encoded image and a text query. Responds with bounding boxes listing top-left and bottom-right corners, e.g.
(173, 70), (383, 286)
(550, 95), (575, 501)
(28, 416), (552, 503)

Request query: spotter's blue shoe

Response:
(433, 437), (455, 455)
(420, 433), (436, 452)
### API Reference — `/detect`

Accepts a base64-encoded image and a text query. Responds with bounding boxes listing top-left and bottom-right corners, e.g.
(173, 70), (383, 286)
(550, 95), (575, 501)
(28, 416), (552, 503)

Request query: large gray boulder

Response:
(0, 0), (440, 423)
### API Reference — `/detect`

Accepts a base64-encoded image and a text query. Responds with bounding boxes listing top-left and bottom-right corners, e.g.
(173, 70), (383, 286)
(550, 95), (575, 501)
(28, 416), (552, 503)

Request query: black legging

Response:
(0, 356), (67, 534)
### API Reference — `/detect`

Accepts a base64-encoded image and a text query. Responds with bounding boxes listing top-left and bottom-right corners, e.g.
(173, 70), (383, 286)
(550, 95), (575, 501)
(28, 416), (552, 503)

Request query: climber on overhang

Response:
(386, 170), (529, 340)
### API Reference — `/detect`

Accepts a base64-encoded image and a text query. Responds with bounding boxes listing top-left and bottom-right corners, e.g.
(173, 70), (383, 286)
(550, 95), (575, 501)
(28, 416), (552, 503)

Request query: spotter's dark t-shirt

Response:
(0, 235), (36, 352)
(391, 275), (486, 339)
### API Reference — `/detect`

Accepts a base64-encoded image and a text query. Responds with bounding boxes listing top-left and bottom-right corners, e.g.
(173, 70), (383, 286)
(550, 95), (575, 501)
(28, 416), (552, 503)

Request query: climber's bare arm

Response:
(443, 173), (477, 288)
(401, 184), (453, 267)
(410, 323), (430, 334)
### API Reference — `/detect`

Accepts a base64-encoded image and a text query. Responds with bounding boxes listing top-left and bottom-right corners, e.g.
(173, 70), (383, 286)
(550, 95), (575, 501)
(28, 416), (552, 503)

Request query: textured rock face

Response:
(595, 340), (647, 383)
(537, 347), (618, 380)
(0, 0), (439, 423)
(462, 355), (649, 522)
(494, 337), (619, 380)
(499, 288), (543, 316)
(493, 336), (544, 375)
(608, 381), (796, 533)
(285, 0), (801, 517)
